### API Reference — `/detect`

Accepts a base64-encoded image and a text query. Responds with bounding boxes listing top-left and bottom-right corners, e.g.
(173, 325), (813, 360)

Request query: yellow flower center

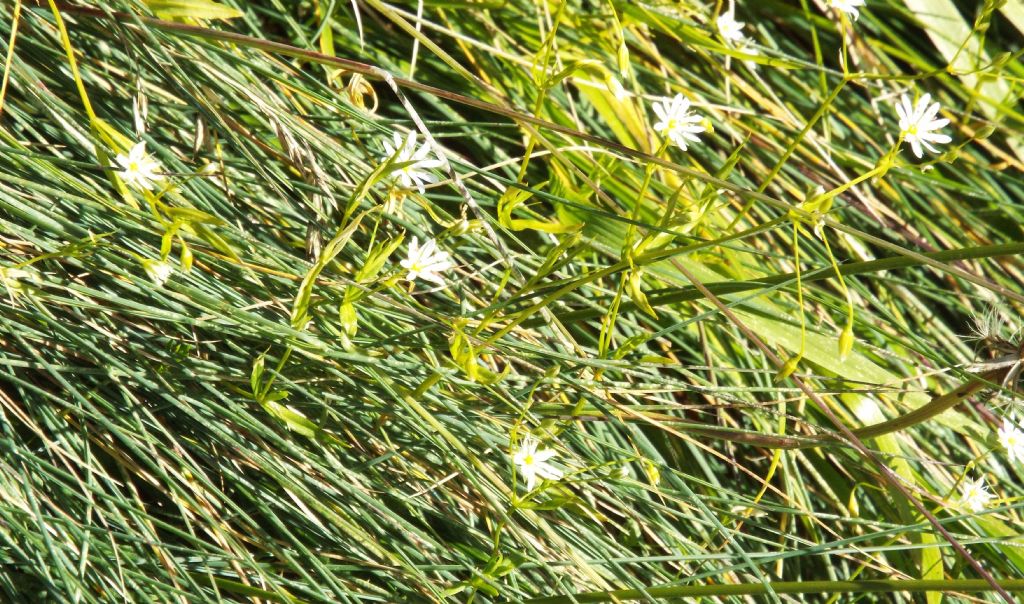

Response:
(523, 454), (534, 465)
(128, 161), (140, 172)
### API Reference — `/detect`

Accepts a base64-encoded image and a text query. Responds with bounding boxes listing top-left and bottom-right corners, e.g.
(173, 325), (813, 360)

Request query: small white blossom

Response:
(715, 9), (759, 70)
(651, 94), (704, 151)
(400, 236), (453, 286)
(828, 0), (865, 20)
(114, 141), (164, 191)
(513, 437), (563, 491)
(998, 416), (1024, 465)
(895, 93), (952, 159)
(716, 9), (746, 43)
(957, 476), (994, 513)
(381, 132), (443, 194)
(142, 259), (174, 288)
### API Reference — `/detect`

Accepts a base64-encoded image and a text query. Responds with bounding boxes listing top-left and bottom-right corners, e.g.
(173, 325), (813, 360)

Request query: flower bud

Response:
(838, 322), (854, 359)
(774, 355), (801, 382)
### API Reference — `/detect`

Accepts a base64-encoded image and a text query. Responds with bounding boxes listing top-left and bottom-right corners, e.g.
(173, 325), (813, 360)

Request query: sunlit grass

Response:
(1, 0), (1023, 602)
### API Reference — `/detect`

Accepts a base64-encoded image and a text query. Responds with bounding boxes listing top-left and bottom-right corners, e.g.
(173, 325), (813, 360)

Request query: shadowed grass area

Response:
(1, 0), (1023, 602)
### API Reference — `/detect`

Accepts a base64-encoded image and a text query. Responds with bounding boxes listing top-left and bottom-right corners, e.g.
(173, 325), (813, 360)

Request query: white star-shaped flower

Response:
(142, 258), (174, 288)
(895, 93), (952, 159)
(399, 236), (453, 286)
(998, 416), (1024, 465)
(828, 0), (865, 19)
(651, 94), (705, 151)
(957, 476), (994, 513)
(114, 141), (164, 191)
(513, 437), (563, 491)
(716, 9), (746, 43)
(381, 132), (443, 194)
(715, 9), (759, 70)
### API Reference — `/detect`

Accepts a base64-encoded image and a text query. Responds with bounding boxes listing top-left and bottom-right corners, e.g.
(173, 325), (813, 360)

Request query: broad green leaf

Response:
(576, 76), (649, 151)
(144, 0), (244, 20)
(250, 351), (265, 396)
(846, 394), (943, 602)
(263, 398), (318, 438)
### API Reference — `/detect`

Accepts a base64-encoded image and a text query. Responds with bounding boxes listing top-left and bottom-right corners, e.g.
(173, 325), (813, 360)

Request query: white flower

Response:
(828, 0), (865, 19)
(513, 437), (563, 491)
(716, 9), (746, 43)
(399, 236), (453, 286)
(998, 416), (1024, 464)
(114, 141), (164, 191)
(957, 476), (994, 513)
(381, 132), (443, 194)
(651, 94), (705, 151)
(895, 93), (952, 159)
(142, 259), (174, 288)
(714, 9), (759, 70)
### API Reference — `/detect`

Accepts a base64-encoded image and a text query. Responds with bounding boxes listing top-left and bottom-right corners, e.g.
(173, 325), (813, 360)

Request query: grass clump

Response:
(1, 0), (1023, 602)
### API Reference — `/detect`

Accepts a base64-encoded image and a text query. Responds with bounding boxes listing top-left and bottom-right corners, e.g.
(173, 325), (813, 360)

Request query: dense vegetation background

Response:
(1, 0), (1023, 601)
